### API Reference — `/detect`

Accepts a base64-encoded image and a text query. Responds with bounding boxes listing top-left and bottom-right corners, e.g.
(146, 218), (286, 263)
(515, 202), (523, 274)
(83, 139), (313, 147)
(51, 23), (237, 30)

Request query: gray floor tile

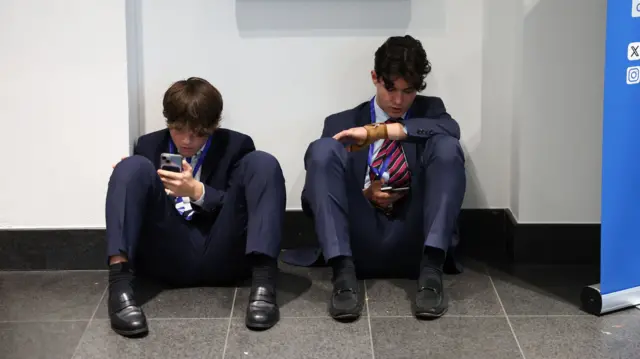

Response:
(0, 321), (87, 359)
(234, 263), (365, 318)
(370, 317), (522, 359)
(95, 281), (236, 319)
(224, 318), (372, 359)
(511, 312), (640, 359)
(73, 319), (228, 359)
(366, 267), (503, 316)
(488, 265), (597, 315)
(0, 271), (106, 321)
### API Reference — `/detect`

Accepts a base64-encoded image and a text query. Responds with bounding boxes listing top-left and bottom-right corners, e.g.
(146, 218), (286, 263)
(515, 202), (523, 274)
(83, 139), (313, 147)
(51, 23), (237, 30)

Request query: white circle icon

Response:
(627, 66), (640, 85)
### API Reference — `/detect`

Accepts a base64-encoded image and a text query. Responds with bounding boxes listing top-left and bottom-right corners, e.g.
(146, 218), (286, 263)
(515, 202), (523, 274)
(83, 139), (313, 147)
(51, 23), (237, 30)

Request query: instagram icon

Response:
(634, 0), (640, 17)
(627, 66), (640, 84)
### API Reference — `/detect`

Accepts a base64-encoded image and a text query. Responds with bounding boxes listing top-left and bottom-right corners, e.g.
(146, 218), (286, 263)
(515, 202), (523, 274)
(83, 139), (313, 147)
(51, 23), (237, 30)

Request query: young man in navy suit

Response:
(289, 35), (465, 320)
(106, 77), (285, 336)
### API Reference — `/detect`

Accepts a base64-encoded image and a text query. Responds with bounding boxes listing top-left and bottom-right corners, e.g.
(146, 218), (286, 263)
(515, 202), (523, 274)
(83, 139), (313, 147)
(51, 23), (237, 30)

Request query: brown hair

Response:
(162, 77), (223, 136)
(374, 35), (431, 92)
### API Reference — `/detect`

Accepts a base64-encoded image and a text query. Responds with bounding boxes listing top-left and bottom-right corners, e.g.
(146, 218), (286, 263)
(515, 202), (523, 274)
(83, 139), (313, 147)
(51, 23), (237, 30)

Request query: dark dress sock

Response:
(251, 254), (278, 291)
(109, 262), (134, 294)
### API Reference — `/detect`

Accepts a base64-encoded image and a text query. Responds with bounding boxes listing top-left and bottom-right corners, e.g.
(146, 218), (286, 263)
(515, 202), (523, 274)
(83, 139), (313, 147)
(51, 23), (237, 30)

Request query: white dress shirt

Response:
(363, 97), (409, 189)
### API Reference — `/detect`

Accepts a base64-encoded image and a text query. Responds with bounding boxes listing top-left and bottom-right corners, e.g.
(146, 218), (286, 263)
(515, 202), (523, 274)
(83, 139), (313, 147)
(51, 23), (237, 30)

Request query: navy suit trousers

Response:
(303, 136), (465, 278)
(105, 151), (286, 286)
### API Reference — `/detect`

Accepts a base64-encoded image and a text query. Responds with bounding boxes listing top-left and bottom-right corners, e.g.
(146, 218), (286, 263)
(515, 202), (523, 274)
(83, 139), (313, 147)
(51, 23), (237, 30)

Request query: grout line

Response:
(486, 267), (527, 359)
(220, 287), (238, 359)
(508, 314), (589, 318)
(364, 280), (376, 359)
(70, 285), (108, 359)
(0, 270), (108, 274)
(0, 319), (94, 324)
(369, 314), (505, 318)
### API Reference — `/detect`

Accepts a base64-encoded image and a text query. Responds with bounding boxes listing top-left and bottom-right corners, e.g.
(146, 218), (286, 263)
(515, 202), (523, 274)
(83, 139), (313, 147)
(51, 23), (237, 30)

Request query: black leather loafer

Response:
(246, 286), (279, 330)
(108, 289), (148, 337)
(413, 280), (448, 319)
(329, 284), (363, 321)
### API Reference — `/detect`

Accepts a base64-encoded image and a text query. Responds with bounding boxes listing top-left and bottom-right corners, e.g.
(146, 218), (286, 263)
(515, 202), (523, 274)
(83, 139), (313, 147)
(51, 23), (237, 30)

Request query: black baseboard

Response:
(505, 209), (600, 265)
(0, 209), (600, 270)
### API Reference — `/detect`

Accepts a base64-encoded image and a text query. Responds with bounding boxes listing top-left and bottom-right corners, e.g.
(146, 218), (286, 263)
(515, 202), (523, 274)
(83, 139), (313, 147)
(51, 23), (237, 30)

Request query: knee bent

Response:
(242, 150), (284, 176)
(304, 137), (343, 168)
(424, 136), (464, 165)
(111, 155), (156, 181)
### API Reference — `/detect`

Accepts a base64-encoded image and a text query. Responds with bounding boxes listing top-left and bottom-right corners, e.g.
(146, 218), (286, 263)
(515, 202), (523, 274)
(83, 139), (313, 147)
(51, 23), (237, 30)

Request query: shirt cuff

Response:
(403, 125), (407, 134)
(192, 182), (206, 206)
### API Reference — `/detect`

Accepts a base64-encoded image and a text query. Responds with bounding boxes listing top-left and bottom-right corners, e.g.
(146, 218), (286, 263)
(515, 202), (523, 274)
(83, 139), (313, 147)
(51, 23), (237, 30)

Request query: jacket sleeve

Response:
(196, 136), (256, 212)
(401, 98), (460, 141)
(320, 116), (339, 138)
(132, 137), (142, 155)
(402, 114), (461, 141)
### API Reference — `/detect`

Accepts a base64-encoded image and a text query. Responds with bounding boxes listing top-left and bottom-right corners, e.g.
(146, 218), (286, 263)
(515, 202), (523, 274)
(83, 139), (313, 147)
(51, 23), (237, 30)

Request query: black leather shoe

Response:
(108, 289), (148, 337)
(414, 270), (448, 319)
(329, 281), (363, 321)
(246, 286), (279, 330)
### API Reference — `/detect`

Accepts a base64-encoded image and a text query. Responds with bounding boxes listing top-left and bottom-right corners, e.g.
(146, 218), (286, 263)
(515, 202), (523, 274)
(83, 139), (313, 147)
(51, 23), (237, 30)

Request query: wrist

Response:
(362, 123), (388, 144)
(386, 123), (406, 140)
(189, 180), (204, 201)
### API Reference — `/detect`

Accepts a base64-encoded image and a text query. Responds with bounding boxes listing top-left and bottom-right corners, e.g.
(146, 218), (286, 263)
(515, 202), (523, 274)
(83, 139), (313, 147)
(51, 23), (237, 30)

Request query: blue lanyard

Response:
(368, 97), (410, 180)
(169, 136), (212, 177)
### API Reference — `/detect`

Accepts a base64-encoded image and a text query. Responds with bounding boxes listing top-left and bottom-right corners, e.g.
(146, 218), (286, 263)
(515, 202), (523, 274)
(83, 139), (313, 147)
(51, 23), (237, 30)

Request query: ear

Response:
(371, 70), (378, 85)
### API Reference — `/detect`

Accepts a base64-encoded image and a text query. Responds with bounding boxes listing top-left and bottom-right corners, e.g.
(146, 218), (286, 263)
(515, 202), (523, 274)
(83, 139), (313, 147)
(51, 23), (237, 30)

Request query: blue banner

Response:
(600, 0), (640, 295)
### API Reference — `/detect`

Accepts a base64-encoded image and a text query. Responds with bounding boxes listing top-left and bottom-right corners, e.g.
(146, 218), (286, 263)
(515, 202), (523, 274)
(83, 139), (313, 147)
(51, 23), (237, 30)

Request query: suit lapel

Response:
(401, 141), (417, 176)
(154, 130), (172, 170)
(199, 130), (227, 183)
(400, 99), (425, 177)
(352, 106), (371, 184)
(400, 107), (417, 175)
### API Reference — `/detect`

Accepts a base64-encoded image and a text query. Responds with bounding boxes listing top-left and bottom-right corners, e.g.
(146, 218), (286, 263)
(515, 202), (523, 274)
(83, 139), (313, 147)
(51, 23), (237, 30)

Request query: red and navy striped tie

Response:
(369, 119), (411, 188)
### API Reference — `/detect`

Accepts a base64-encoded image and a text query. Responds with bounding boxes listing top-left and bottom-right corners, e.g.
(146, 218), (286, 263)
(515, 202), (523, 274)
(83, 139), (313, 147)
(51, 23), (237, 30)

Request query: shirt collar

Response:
(189, 139), (209, 159)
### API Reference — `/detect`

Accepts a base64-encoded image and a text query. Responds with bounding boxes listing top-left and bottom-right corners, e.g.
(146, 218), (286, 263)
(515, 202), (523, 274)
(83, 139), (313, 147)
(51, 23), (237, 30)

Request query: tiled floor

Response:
(1, 260), (639, 359)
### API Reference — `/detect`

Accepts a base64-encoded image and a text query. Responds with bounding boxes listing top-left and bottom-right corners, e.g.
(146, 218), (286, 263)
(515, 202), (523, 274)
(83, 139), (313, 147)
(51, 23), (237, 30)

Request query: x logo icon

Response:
(629, 43), (640, 61)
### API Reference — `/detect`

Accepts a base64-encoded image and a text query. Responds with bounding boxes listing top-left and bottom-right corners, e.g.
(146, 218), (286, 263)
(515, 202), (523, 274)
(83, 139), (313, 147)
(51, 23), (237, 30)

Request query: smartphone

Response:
(381, 186), (410, 193)
(160, 153), (183, 172)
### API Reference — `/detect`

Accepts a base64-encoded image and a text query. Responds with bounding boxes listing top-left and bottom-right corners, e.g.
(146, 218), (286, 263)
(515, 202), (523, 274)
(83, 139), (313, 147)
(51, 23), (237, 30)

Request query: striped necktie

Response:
(369, 119), (411, 188)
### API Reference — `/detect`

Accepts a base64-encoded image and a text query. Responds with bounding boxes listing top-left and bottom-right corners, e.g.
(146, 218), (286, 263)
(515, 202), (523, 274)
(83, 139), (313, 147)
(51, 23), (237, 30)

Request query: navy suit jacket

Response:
(133, 128), (255, 223)
(301, 95), (460, 214)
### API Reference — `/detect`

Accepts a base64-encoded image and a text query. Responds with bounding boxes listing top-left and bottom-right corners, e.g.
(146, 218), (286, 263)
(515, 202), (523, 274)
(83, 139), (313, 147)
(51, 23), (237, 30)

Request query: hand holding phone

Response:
(158, 153), (201, 199)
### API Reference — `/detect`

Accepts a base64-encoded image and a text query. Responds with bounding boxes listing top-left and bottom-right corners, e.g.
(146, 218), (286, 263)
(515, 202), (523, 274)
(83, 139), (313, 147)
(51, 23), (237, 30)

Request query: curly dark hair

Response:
(374, 35), (431, 92)
(162, 77), (223, 136)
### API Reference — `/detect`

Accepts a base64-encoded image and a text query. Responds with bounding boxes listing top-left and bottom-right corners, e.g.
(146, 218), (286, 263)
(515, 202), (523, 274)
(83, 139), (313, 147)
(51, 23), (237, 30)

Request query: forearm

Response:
(386, 123), (407, 140)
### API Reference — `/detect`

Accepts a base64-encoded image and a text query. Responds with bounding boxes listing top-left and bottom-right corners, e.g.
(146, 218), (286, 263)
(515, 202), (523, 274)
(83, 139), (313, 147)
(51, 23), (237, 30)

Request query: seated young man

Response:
(285, 35), (465, 320)
(106, 77), (286, 336)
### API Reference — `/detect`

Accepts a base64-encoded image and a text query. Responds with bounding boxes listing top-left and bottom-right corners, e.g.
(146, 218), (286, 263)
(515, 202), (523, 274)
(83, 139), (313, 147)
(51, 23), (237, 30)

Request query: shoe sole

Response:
(415, 307), (448, 320)
(246, 321), (277, 331)
(112, 326), (149, 337)
(332, 313), (361, 322)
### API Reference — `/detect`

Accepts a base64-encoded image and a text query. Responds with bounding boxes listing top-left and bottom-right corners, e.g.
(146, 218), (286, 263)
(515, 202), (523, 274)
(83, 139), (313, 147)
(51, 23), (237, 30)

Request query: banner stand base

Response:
(581, 284), (640, 315)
